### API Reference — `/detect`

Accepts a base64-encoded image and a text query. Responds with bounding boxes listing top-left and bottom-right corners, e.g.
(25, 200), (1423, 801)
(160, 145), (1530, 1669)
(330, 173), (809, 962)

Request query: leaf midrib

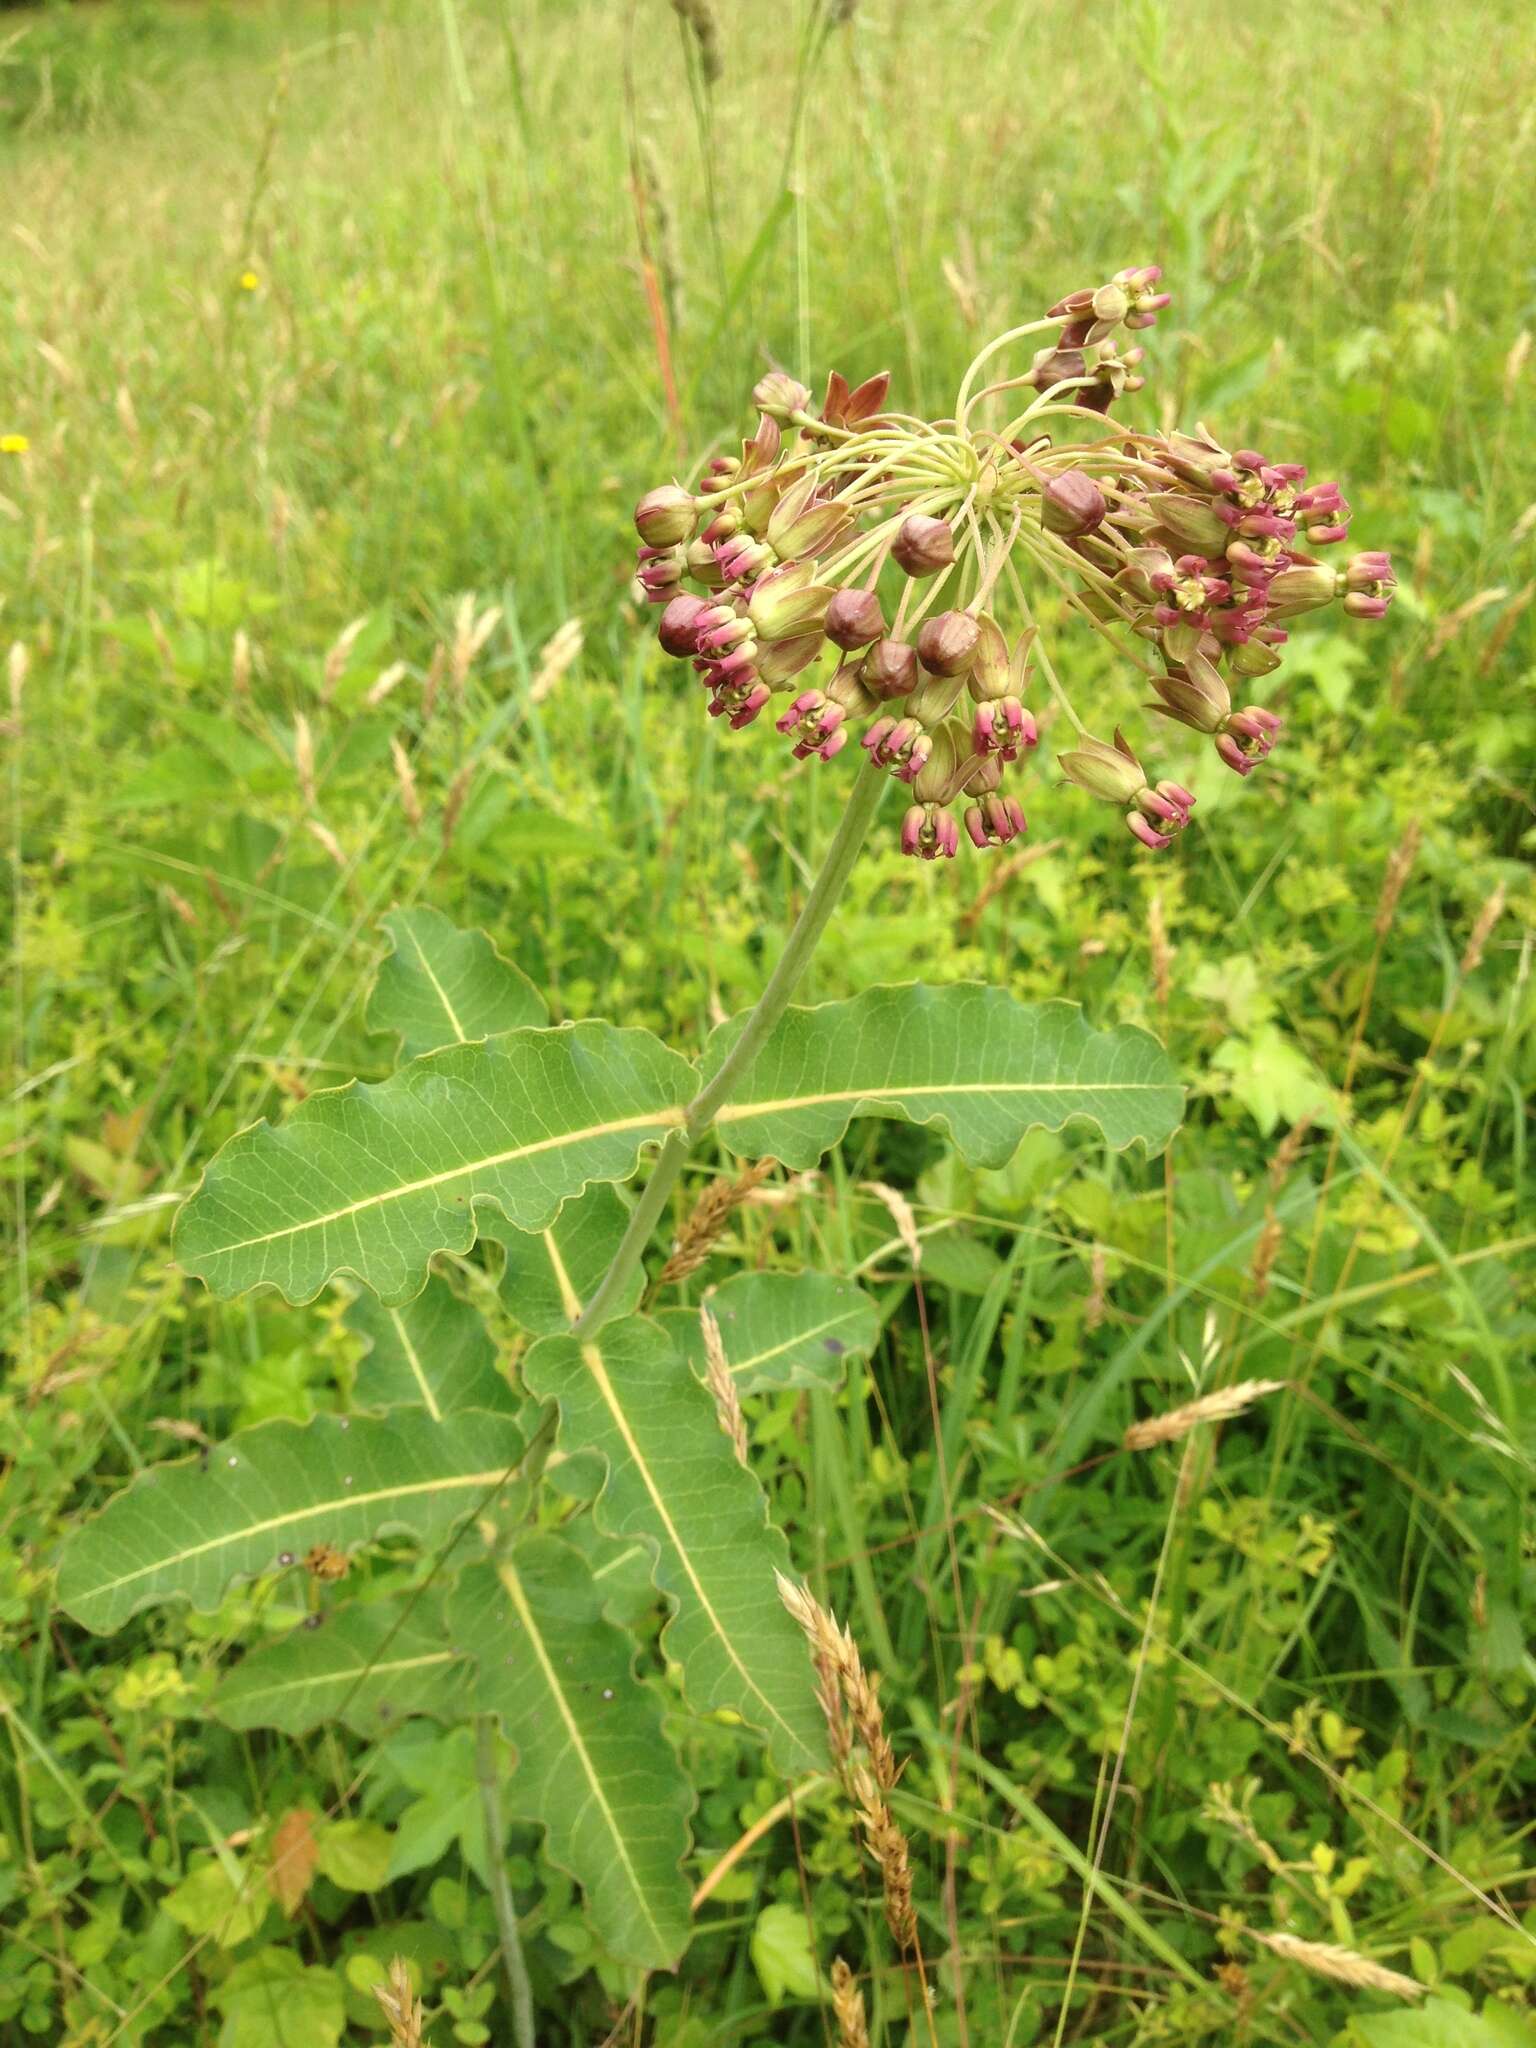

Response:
(579, 1334), (811, 1761)
(715, 1076), (1168, 1124)
(75, 1467), (514, 1602)
(494, 1555), (672, 1955)
(195, 1106), (687, 1257)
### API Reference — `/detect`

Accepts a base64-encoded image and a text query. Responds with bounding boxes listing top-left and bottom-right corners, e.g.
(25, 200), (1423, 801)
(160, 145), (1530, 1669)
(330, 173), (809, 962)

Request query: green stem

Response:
(572, 760), (888, 1335)
(476, 1714), (537, 2048)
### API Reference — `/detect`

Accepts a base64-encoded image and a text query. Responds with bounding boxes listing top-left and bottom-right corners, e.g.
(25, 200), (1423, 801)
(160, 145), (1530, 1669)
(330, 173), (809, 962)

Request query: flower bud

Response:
(657, 594), (710, 657)
(1042, 471), (1107, 538)
(634, 485), (698, 548)
(917, 610), (980, 678)
(892, 514), (955, 576)
(860, 637), (919, 701)
(767, 476), (854, 559)
(752, 372), (812, 422)
(825, 587), (887, 650)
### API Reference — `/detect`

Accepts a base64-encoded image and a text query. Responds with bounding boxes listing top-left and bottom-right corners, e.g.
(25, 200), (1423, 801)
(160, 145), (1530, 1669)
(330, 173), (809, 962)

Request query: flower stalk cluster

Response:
(635, 269), (1394, 861)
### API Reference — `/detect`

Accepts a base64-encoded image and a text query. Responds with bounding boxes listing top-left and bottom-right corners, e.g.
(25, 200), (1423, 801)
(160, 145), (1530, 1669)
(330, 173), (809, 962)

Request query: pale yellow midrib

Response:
(727, 1311), (855, 1379)
(199, 1107), (687, 1256)
(542, 1231), (584, 1324)
(495, 1557), (668, 1951)
(405, 925), (467, 1045)
(580, 1338), (805, 1754)
(387, 1307), (443, 1421)
(84, 1467), (513, 1599)
(236, 1649), (456, 1703)
(715, 1077), (1162, 1124)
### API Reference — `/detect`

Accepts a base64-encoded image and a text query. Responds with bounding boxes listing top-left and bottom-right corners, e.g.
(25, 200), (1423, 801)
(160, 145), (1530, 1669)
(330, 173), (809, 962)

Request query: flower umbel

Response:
(635, 275), (1393, 862)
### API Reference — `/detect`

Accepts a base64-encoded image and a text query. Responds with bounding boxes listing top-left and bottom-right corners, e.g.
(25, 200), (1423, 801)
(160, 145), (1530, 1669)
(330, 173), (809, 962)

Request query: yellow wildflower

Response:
(0, 434), (29, 455)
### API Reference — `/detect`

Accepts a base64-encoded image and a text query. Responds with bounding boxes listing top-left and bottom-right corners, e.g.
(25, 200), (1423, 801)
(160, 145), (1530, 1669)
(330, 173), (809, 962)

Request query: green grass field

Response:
(3, 0), (1534, 2042)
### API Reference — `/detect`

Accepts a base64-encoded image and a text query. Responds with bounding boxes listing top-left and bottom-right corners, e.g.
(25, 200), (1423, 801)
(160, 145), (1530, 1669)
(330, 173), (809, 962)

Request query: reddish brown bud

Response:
(634, 485), (698, 548)
(825, 587), (887, 651)
(892, 515), (955, 577)
(1042, 471), (1107, 538)
(916, 610), (980, 678)
(860, 638), (919, 701)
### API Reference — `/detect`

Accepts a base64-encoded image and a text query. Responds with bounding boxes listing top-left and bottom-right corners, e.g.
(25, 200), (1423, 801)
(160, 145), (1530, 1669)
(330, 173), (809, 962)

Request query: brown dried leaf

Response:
(268, 1807), (319, 1917)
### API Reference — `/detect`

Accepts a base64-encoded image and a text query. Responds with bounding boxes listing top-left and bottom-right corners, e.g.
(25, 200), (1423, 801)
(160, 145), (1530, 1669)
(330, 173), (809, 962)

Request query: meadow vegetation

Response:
(3, 0), (1534, 2043)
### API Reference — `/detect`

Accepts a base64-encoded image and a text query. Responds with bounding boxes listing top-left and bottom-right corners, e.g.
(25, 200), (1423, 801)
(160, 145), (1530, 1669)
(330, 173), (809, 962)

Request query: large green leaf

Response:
(217, 1592), (464, 1735)
(453, 1541), (694, 1970)
(703, 985), (1182, 1167)
(346, 1273), (513, 1417)
(490, 1182), (641, 1336)
(174, 1023), (694, 1304)
(657, 1271), (879, 1392)
(366, 905), (546, 1061)
(522, 1316), (825, 1775)
(58, 1411), (526, 1632)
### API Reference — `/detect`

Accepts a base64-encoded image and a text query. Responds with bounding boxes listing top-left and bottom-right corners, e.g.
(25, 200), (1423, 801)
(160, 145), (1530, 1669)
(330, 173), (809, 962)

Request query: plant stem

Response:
(476, 1714), (537, 2048)
(572, 760), (888, 1336)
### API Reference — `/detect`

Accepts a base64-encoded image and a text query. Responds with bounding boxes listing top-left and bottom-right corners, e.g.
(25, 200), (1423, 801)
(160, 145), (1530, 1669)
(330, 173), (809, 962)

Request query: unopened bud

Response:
(825, 587), (887, 650)
(752, 372), (812, 422)
(1042, 471), (1107, 538)
(892, 514), (955, 576)
(658, 594), (710, 657)
(860, 637), (919, 701)
(634, 485), (698, 547)
(916, 610), (980, 678)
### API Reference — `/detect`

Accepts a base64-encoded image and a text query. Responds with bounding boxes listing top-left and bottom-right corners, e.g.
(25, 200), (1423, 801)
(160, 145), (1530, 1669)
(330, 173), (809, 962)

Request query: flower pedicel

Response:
(635, 270), (1394, 860)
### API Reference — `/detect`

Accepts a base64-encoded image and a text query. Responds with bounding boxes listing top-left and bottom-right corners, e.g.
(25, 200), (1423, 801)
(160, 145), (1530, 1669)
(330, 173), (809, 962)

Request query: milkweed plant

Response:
(57, 271), (1392, 2033)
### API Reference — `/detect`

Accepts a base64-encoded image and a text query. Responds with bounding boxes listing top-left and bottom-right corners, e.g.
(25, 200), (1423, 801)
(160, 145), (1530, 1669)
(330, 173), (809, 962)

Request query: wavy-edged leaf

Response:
(657, 1272), (879, 1393)
(217, 1593), (463, 1735)
(58, 1411), (526, 1633)
(702, 985), (1182, 1168)
(453, 1541), (693, 1969)
(490, 1182), (640, 1336)
(174, 1023), (694, 1305)
(366, 906), (546, 1062)
(346, 1274), (512, 1418)
(522, 1316), (824, 1775)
